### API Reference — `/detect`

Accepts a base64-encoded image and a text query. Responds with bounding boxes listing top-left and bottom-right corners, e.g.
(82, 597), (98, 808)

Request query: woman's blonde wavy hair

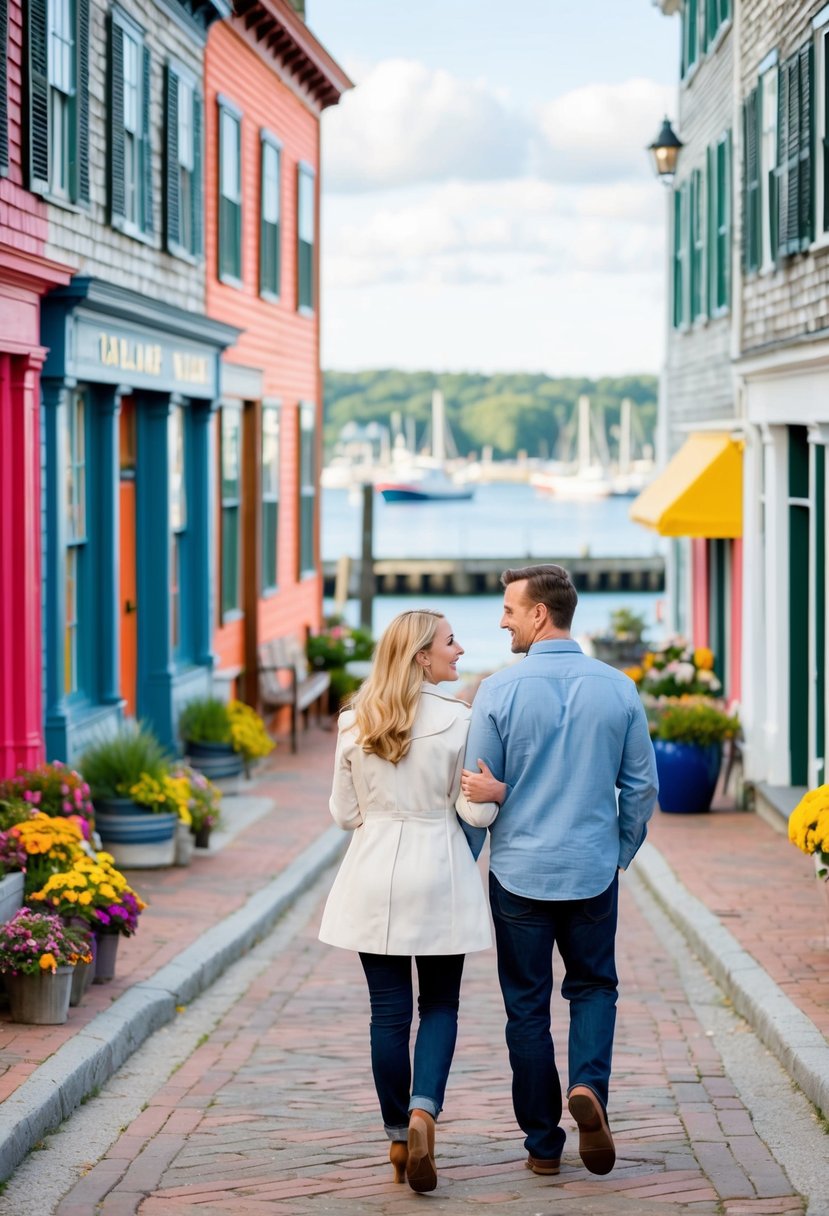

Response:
(350, 609), (445, 763)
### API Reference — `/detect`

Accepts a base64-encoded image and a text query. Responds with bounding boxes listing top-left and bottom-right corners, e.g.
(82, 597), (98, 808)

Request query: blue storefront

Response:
(40, 277), (239, 759)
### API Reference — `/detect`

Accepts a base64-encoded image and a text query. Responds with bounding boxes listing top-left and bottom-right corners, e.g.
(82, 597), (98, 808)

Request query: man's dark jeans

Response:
(489, 871), (619, 1161)
(359, 952), (465, 1138)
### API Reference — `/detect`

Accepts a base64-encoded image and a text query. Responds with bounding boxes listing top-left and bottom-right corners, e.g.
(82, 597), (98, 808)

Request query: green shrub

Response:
(79, 722), (170, 799)
(307, 617), (375, 671)
(652, 701), (739, 747)
(178, 697), (232, 746)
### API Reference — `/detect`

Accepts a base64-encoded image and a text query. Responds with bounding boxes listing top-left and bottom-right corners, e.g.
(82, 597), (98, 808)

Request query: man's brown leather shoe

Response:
(567, 1086), (615, 1175)
(525, 1154), (561, 1175)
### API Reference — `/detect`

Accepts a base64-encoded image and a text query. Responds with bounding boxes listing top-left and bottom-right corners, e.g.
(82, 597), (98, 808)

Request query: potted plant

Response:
(170, 764), (222, 850)
(788, 785), (829, 896)
(12, 813), (87, 895)
(27, 851), (146, 986)
(629, 637), (722, 698)
(179, 697), (273, 780)
(649, 700), (740, 814)
(307, 616), (375, 711)
(0, 761), (95, 835)
(0, 907), (91, 1024)
(79, 724), (178, 868)
(0, 827), (28, 925)
(589, 608), (648, 668)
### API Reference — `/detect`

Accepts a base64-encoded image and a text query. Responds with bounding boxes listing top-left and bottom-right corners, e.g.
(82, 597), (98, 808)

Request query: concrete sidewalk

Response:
(1, 723), (828, 1188)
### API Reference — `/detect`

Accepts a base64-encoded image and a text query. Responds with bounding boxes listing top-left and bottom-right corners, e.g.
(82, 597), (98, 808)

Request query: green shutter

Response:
(1, 0), (9, 175)
(192, 91), (203, 257)
(26, 0), (50, 193)
(164, 65), (180, 250)
(706, 144), (715, 314)
(785, 55), (801, 254)
(108, 17), (126, 223)
(743, 89), (760, 273)
(673, 186), (685, 328)
(798, 41), (813, 249)
(76, 0), (90, 203)
(141, 45), (153, 234)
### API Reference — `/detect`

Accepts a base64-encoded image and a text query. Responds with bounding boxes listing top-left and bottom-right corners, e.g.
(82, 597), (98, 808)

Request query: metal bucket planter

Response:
(69, 957), (95, 1006)
(5, 965), (73, 1024)
(653, 740), (722, 814)
(174, 819), (194, 866)
(94, 798), (177, 869)
(93, 930), (120, 983)
(185, 740), (244, 782)
(0, 872), (25, 924)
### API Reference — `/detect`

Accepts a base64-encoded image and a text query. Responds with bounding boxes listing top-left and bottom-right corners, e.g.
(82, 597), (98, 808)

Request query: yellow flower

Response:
(694, 647), (715, 671)
(78, 891), (93, 905)
(642, 652), (655, 671)
(39, 953), (57, 973)
(622, 666), (644, 685)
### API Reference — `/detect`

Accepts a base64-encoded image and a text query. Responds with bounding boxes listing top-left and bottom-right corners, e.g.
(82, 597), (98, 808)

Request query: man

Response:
(460, 564), (657, 1178)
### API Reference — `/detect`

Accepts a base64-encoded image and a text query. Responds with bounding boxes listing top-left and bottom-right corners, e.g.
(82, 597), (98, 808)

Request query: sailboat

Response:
(376, 391), (475, 502)
(530, 396), (612, 500)
(609, 398), (655, 496)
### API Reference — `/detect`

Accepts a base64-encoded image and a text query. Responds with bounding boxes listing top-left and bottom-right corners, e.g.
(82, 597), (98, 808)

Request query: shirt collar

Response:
(526, 639), (583, 657)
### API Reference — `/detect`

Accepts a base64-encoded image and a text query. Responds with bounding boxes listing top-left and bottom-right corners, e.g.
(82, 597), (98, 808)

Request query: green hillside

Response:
(323, 370), (658, 463)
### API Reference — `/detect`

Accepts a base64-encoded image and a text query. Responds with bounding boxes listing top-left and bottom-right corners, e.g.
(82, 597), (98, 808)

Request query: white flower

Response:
(673, 662), (696, 685)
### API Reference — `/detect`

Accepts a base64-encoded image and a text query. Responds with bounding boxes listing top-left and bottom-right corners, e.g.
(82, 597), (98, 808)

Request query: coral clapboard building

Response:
(0, 0), (72, 778)
(204, 0), (350, 703)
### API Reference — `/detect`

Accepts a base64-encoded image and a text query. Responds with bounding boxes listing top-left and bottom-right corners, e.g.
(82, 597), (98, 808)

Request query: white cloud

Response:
(323, 59), (530, 191)
(535, 78), (676, 183)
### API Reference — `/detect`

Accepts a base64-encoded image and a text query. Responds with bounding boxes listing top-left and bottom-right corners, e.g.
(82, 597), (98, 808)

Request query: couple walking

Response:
(319, 563), (659, 1192)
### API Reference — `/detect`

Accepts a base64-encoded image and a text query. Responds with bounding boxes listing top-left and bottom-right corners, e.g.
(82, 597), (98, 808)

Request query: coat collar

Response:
(411, 684), (469, 738)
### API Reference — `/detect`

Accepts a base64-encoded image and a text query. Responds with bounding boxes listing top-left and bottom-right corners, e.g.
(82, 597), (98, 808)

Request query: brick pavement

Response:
(0, 726), (337, 1106)
(55, 868), (804, 1214)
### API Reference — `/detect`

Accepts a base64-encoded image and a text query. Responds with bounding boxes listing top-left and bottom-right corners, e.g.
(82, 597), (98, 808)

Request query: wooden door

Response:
(119, 400), (138, 715)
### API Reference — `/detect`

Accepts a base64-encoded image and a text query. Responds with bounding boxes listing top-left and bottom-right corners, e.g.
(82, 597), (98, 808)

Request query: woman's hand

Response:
(461, 760), (506, 805)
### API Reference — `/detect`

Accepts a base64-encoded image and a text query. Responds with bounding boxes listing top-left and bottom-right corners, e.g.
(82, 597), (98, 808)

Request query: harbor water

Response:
(322, 483), (665, 673)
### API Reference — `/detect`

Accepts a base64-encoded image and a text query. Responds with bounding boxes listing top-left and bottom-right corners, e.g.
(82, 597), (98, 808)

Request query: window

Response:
(298, 403), (316, 575)
(760, 65), (778, 270)
(261, 404), (280, 591)
(0, 0), (8, 175)
(689, 168), (706, 320)
(169, 405), (186, 658)
(64, 392), (86, 695)
(297, 164), (315, 312)
(218, 98), (242, 283)
(681, 0), (698, 78)
(743, 87), (761, 274)
(260, 133), (281, 299)
(816, 24), (829, 239)
(109, 8), (152, 235)
(707, 131), (731, 314)
(221, 406), (242, 617)
(703, 0), (731, 50)
(775, 43), (814, 258)
(165, 64), (202, 259)
(672, 182), (689, 328)
(26, 0), (90, 202)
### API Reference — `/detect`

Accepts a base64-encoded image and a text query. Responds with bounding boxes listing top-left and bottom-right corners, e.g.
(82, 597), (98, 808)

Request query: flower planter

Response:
(93, 930), (120, 983)
(184, 740), (244, 781)
(193, 824), (212, 849)
(653, 740), (722, 814)
(174, 820), (194, 866)
(5, 965), (73, 1024)
(0, 872), (25, 925)
(94, 798), (177, 869)
(69, 957), (94, 1006)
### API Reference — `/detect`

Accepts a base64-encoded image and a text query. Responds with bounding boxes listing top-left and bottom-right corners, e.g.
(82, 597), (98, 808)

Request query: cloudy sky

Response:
(307, 1), (678, 378)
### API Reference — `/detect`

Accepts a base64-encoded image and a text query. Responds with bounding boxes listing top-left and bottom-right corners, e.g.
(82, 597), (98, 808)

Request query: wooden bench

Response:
(258, 635), (331, 753)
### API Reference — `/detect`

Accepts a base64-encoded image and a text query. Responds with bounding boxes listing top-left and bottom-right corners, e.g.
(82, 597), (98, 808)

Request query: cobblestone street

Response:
(41, 862), (811, 1216)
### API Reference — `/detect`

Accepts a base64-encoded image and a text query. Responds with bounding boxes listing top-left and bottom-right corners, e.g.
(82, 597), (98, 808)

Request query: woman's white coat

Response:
(318, 685), (498, 956)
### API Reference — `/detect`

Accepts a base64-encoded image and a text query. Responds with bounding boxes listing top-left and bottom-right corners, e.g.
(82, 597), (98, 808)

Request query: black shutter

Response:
(775, 63), (788, 259)
(141, 46), (153, 234)
(192, 91), (203, 256)
(164, 65), (180, 250)
(0, 0), (8, 175)
(76, 0), (90, 203)
(26, 0), (50, 193)
(824, 31), (829, 233)
(109, 18), (126, 222)
(798, 41), (813, 249)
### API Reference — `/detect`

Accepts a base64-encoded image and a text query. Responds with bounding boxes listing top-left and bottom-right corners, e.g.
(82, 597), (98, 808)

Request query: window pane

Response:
(65, 393), (86, 540)
(171, 532), (181, 654)
(263, 142), (279, 224)
(262, 406), (280, 496)
(169, 405), (186, 531)
(222, 407), (241, 497)
(222, 505), (240, 613)
(48, 0), (74, 94)
(298, 168), (314, 241)
(123, 33), (139, 135)
(262, 500), (278, 589)
(64, 546), (78, 694)
(178, 79), (194, 172)
(221, 110), (240, 201)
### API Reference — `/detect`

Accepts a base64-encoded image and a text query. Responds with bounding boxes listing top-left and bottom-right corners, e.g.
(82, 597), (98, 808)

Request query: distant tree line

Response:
(323, 369), (658, 463)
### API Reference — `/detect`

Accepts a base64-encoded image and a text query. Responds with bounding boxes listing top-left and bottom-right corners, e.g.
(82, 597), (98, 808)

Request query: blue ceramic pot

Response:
(185, 739), (244, 780)
(653, 739), (722, 814)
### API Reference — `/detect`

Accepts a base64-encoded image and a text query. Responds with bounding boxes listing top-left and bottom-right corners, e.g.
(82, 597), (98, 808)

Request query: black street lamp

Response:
(648, 117), (683, 183)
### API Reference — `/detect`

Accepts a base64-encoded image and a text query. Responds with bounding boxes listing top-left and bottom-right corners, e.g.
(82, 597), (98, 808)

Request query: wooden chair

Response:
(258, 636), (331, 753)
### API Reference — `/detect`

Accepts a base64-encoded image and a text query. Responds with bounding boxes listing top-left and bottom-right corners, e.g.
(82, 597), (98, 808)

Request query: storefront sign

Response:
(70, 319), (218, 397)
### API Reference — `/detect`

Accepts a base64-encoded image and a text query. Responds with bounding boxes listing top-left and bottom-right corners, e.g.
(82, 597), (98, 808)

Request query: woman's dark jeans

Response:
(359, 952), (465, 1140)
(489, 872), (619, 1161)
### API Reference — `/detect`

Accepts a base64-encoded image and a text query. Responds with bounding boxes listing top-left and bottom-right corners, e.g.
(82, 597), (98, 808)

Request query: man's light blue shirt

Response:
(462, 639), (658, 901)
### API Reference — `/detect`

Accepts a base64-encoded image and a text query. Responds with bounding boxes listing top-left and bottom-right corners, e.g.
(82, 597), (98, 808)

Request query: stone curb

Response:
(634, 841), (829, 1122)
(0, 824), (346, 1182)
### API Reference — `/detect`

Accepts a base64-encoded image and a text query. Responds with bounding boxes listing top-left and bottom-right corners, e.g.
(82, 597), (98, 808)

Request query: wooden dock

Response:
(322, 555), (664, 598)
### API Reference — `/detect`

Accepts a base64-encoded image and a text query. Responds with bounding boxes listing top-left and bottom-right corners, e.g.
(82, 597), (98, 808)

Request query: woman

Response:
(318, 609), (500, 1193)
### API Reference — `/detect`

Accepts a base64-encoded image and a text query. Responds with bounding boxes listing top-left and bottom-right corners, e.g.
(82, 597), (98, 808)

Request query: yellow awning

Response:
(629, 432), (743, 538)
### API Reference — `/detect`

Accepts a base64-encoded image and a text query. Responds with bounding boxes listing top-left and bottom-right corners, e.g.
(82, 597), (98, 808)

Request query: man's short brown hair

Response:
(501, 564), (578, 631)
